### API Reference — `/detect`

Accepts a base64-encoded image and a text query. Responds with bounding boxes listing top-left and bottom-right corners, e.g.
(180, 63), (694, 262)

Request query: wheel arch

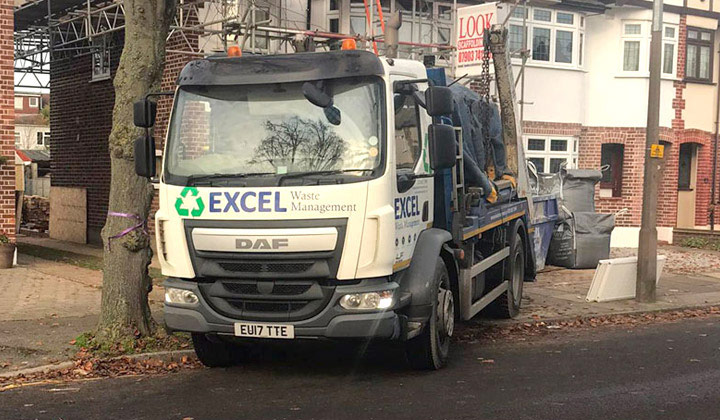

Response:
(510, 217), (535, 281)
(397, 228), (452, 313)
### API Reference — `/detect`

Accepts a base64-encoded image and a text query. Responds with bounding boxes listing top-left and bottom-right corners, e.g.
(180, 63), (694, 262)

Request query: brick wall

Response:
(155, 24), (199, 148)
(14, 95), (44, 115)
(49, 41), (121, 244)
(0, 0), (15, 241)
(50, 12), (198, 243)
(525, 120), (716, 229)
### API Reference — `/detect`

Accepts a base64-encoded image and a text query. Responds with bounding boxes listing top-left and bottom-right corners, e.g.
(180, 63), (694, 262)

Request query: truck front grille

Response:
(218, 262), (313, 274)
(221, 281), (312, 296)
(228, 300), (309, 313)
(199, 279), (334, 322)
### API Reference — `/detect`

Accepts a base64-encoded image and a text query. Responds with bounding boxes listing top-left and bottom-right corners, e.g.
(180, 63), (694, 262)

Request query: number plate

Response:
(234, 322), (295, 339)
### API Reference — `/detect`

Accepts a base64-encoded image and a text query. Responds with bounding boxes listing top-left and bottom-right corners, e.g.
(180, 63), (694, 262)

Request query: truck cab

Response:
(134, 47), (533, 370)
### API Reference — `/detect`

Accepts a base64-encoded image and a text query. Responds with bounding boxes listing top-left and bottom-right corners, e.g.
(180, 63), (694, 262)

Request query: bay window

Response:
(509, 24), (526, 53)
(509, 6), (584, 68)
(555, 30), (573, 63)
(533, 27), (551, 61)
(525, 136), (578, 173)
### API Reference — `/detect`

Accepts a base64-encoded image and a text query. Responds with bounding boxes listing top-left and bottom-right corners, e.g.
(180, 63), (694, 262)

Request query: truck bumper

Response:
(163, 278), (405, 340)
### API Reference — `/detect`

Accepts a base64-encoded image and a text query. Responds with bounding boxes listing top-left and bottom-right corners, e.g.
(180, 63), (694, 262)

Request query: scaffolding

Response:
(14, 0), (461, 89)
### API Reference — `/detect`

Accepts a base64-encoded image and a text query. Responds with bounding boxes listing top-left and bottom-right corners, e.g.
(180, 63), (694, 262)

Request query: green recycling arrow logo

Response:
(175, 187), (205, 217)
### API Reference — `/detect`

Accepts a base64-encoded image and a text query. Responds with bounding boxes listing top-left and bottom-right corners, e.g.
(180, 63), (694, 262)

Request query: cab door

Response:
(391, 78), (433, 271)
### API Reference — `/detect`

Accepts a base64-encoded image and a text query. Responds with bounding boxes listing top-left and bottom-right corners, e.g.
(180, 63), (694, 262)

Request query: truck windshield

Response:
(164, 77), (384, 184)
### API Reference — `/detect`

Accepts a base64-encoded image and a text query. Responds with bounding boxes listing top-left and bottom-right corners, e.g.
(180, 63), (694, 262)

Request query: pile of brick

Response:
(22, 195), (50, 233)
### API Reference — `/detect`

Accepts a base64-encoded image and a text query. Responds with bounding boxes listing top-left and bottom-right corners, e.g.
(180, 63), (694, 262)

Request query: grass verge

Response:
(73, 330), (192, 359)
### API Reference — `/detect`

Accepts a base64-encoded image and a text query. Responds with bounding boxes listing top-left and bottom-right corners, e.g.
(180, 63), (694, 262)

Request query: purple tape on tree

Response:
(106, 211), (148, 251)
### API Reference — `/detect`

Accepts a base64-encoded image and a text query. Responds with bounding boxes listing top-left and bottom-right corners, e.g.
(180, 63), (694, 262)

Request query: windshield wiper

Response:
(277, 169), (375, 185)
(186, 172), (275, 186)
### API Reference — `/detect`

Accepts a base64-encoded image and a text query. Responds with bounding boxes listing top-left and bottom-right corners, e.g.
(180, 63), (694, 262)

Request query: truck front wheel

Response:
(192, 333), (237, 367)
(406, 258), (453, 370)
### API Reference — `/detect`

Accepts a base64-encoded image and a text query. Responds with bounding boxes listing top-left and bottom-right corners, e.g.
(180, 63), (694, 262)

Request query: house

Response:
(498, 0), (720, 246)
(14, 91), (49, 150)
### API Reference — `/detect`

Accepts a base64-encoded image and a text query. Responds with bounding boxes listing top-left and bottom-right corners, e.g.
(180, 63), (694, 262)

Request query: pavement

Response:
(519, 245), (720, 322)
(1, 315), (718, 419)
(0, 248), (164, 373)
(2, 237), (720, 374)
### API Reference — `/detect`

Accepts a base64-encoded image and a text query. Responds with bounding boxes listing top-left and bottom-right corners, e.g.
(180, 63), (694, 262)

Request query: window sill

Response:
(598, 195), (623, 200)
(511, 59), (585, 72)
(615, 73), (679, 81)
(89, 75), (111, 83)
(683, 78), (716, 86)
(678, 187), (694, 191)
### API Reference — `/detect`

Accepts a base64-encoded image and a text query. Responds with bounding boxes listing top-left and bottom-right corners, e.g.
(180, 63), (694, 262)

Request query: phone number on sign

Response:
(458, 49), (484, 64)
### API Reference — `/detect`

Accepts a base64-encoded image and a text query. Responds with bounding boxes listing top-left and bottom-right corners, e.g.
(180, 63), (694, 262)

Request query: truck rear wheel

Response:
(488, 231), (525, 319)
(406, 258), (453, 370)
(192, 333), (237, 367)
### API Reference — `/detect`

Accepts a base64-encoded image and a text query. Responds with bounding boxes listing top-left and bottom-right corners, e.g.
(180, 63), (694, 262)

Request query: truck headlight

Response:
(165, 287), (199, 306)
(339, 290), (393, 310)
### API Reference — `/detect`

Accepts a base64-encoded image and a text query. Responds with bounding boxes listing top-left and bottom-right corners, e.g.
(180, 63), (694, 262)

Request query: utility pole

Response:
(637, 0), (663, 302)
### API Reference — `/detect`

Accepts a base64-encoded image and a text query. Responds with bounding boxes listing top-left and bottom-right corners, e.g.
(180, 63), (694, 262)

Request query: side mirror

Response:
(428, 124), (456, 170)
(425, 86), (454, 116)
(133, 100), (157, 128)
(134, 135), (156, 178)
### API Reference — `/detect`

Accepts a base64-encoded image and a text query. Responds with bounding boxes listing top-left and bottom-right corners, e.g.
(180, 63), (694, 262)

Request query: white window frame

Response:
(14, 97), (23, 110)
(14, 132), (21, 145)
(91, 36), (111, 81)
(662, 24), (678, 78)
(37, 131), (50, 147)
(619, 21), (646, 75)
(509, 6), (585, 70)
(524, 135), (579, 173)
(28, 97), (39, 108)
(619, 21), (678, 79)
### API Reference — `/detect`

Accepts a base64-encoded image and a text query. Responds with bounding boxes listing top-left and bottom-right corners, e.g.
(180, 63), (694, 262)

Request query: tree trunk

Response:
(98, 0), (176, 340)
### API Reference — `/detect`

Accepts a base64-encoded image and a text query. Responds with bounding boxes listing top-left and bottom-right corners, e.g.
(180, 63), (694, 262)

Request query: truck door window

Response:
(394, 93), (421, 171)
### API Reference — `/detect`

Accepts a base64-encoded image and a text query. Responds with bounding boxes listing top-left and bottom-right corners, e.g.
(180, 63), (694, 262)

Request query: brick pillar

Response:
(0, 0), (15, 241)
(672, 16), (687, 131)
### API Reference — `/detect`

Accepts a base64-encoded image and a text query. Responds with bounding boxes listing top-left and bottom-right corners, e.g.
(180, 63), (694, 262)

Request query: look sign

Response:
(456, 2), (499, 67)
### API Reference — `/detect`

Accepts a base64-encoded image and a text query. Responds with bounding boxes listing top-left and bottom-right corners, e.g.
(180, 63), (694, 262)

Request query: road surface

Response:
(2, 316), (719, 420)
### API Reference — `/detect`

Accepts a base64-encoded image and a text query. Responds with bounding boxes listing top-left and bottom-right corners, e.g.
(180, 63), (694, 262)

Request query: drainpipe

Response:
(711, 45), (720, 231)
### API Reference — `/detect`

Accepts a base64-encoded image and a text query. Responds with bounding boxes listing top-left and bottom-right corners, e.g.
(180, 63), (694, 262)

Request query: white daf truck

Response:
(133, 37), (549, 370)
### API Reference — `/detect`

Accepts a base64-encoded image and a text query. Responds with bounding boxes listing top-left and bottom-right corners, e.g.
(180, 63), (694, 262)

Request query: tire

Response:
(488, 231), (525, 319)
(192, 333), (237, 367)
(406, 258), (454, 370)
